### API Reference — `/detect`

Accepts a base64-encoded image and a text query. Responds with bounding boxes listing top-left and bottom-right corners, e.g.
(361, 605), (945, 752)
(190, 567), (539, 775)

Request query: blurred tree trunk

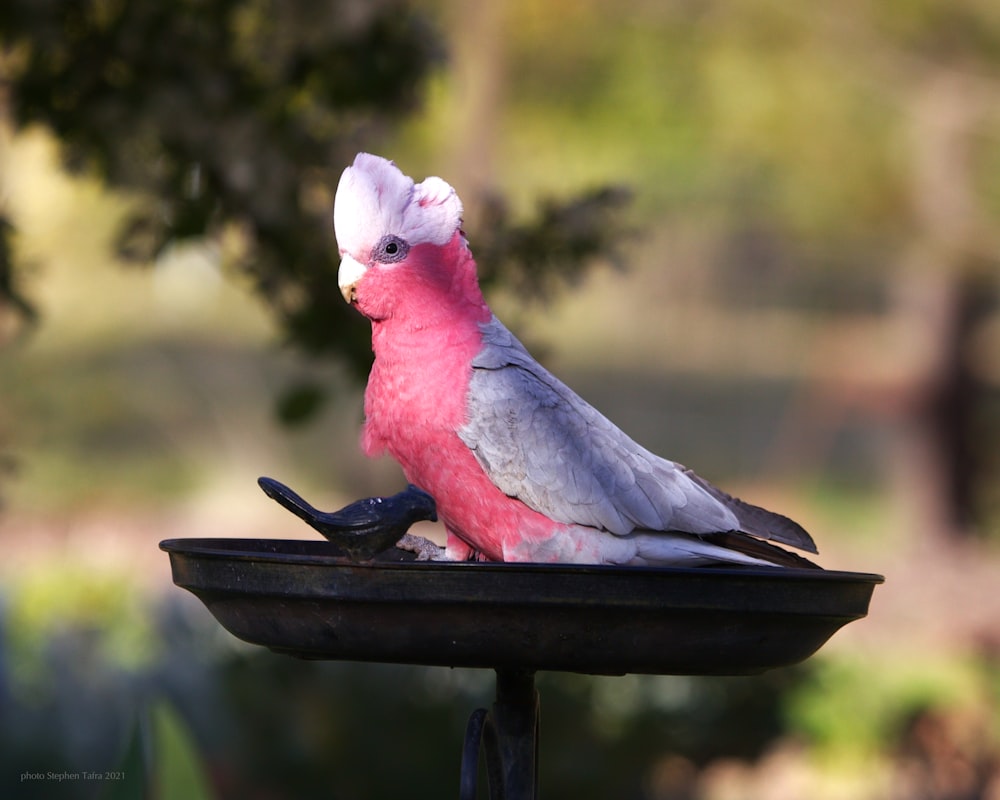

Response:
(441, 0), (508, 189)
(891, 270), (994, 543)
(890, 68), (998, 543)
(0, 68), (36, 340)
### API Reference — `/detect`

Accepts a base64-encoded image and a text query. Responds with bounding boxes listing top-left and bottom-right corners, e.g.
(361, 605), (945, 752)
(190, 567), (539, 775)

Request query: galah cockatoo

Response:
(334, 153), (819, 568)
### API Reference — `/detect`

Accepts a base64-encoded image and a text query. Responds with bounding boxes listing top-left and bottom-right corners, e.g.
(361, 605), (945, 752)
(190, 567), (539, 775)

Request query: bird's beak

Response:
(338, 253), (367, 304)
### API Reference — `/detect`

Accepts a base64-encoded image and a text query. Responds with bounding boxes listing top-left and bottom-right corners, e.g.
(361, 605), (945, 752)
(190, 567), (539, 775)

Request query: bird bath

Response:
(160, 482), (882, 799)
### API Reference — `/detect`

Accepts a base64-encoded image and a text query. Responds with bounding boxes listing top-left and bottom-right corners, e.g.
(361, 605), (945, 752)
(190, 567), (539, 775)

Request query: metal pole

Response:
(460, 669), (539, 800)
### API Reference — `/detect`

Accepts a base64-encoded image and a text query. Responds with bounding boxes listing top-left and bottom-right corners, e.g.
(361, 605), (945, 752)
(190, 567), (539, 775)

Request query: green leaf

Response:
(151, 701), (216, 800)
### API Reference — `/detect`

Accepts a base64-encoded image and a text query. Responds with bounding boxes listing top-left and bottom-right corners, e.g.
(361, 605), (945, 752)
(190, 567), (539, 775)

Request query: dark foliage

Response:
(0, 0), (630, 386)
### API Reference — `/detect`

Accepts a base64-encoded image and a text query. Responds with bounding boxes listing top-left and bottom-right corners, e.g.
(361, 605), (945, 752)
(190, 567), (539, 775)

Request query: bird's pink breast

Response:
(357, 241), (565, 560)
(361, 318), (531, 560)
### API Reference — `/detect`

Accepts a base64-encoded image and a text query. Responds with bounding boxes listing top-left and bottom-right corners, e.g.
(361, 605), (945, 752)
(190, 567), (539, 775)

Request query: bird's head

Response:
(334, 153), (480, 322)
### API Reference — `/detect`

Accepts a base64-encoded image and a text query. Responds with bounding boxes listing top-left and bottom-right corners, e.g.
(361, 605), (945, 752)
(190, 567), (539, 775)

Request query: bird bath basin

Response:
(160, 483), (882, 799)
(160, 537), (879, 676)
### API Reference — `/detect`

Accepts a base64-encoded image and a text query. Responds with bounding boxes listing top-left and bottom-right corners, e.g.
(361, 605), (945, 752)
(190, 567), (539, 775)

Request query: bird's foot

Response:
(397, 533), (448, 561)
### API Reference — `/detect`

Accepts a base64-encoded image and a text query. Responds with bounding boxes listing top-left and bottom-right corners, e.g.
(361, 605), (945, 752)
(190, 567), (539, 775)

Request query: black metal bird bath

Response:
(160, 485), (882, 799)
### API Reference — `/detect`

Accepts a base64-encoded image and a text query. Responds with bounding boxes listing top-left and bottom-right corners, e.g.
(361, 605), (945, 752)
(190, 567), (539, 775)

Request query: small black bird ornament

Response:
(258, 477), (438, 562)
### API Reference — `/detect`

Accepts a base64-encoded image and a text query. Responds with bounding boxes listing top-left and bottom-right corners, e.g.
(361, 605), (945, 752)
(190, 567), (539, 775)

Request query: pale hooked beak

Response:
(338, 253), (367, 304)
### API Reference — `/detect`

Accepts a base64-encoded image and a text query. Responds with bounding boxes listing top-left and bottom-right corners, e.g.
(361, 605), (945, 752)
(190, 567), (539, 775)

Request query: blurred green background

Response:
(2, 0), (1000, 798)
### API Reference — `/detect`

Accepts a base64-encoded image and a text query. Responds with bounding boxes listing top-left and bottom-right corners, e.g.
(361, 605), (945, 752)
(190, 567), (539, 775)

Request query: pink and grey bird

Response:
(334, 153), (819, 568)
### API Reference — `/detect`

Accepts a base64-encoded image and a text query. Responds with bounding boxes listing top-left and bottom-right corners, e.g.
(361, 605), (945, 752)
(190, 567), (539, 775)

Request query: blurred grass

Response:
(787, 652), (997, 764)
(6, 561), (160, 685)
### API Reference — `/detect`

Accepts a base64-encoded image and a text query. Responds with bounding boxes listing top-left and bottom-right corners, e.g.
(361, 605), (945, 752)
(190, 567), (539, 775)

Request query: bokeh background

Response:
(2, 1), (1000, 798)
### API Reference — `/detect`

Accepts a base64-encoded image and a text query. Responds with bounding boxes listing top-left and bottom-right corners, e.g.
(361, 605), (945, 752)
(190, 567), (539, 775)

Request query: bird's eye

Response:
(372, 235), (409, 264)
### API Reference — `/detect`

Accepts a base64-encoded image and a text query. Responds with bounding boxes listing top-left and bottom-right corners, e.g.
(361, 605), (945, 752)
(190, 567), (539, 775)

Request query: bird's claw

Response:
(396, 533), (448, 561)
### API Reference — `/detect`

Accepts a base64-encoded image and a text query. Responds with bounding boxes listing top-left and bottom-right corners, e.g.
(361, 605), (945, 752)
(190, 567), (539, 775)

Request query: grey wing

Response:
(460, 320), (816, 553)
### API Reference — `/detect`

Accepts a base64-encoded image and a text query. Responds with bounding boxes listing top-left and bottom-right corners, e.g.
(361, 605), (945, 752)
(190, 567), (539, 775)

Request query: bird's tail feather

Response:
(685, 470), (818, 554)
(699, 531), (821, 569)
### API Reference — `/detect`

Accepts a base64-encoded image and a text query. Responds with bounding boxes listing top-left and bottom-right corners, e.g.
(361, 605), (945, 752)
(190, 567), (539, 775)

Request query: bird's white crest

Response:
(334, 153), (463, 258)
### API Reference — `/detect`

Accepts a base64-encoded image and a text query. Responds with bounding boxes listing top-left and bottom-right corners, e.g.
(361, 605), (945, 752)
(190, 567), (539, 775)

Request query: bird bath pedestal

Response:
(160, 488), (882, 799)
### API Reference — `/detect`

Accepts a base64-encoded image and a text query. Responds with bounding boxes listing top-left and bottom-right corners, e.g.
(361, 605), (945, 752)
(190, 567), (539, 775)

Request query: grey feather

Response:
(459, 317), (817, 554)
